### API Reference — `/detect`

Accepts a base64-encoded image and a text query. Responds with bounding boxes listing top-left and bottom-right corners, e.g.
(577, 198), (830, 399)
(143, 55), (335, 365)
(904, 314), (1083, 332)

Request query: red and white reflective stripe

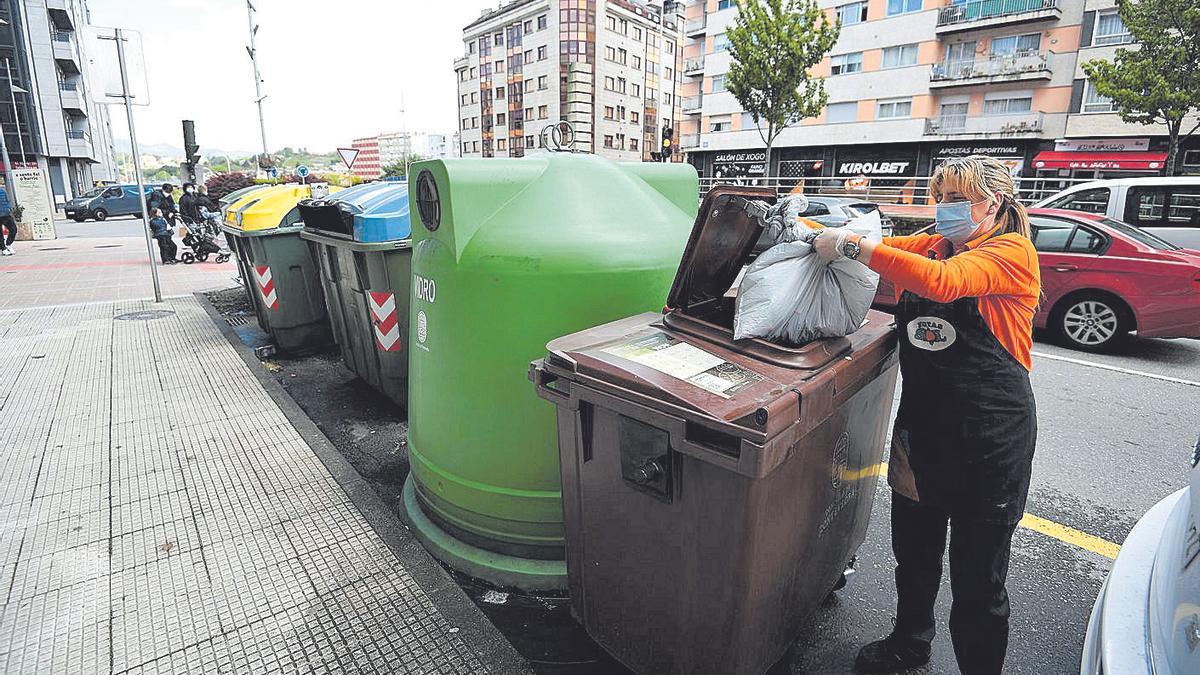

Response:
(368, 290), (401, 352)
(254, 265), (278, 310)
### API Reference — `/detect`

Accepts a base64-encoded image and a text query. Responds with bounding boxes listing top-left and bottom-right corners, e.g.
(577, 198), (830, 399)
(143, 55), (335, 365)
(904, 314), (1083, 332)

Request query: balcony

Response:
(66, 129), (92, 158)
(453, 55), (469, 71)
(53, 33), (80, 73)
(684, 57), (705, 76)
(59, 82), (84, 111)
(685, 17), (706, 37)
(924, 111), (1044, 137)
(929, 51), (1051, 88)
(935, 0), (1060, 35)
(682, 95), (703, 114)
(48, 0), (75, 30)
(680, 134), (700, 150)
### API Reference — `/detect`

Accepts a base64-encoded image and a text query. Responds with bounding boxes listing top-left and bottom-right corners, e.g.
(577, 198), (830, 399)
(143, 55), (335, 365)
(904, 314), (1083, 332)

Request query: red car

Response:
(873, 209), (1200, 352)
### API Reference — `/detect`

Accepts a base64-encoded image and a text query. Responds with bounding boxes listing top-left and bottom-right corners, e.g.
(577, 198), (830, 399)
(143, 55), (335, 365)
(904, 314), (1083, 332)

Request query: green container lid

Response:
(402, 153), (697, 589)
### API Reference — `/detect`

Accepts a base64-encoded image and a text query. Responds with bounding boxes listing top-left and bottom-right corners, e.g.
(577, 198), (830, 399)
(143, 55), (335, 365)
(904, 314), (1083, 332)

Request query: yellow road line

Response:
(1018, 512), (1120, 560)
(849, 461), (1122, 560)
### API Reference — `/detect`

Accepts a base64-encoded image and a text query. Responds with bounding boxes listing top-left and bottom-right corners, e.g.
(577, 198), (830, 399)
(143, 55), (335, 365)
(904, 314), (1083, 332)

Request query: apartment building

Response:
(378, 132), (453, 165)
(1, 0), (118, 204)
(680, 0), (1198, 188)
(350, 135), (381, 179)
(454, 0), (685, 161)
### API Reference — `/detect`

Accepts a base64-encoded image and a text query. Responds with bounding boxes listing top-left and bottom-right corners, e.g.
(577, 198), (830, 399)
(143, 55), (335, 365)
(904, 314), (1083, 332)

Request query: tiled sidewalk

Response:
(0, 296), (505, 673)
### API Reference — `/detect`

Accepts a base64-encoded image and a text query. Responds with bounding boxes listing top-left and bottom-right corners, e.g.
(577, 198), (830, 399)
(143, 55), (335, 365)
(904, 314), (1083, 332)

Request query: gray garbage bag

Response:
(756, 194), (812, 251)
(734, 210), (884, 344)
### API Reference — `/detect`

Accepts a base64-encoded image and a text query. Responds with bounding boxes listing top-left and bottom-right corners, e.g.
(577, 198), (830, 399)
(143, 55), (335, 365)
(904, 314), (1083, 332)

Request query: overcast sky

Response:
(90, 0), (497, 154)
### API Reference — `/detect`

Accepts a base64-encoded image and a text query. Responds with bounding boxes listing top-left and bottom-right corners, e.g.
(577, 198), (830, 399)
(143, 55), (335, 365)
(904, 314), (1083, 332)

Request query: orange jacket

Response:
(867, 226), (1041, 370)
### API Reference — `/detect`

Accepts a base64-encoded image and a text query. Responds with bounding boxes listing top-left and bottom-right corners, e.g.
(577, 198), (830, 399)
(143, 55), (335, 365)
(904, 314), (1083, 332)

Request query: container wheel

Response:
(181, 252), (195, 264)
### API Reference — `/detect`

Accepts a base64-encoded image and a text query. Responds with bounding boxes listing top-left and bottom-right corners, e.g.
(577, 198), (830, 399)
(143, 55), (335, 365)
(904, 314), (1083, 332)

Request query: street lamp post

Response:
(246, 1), (269, 162)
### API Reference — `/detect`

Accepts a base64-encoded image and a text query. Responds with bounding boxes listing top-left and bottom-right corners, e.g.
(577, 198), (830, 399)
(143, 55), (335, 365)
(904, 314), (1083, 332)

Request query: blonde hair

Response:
(930, 154), (1030, 239)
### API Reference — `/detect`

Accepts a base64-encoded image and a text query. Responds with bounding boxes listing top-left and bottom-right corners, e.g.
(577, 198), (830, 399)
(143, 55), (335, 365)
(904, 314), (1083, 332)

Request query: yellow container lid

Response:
(225, 183), (343, 231)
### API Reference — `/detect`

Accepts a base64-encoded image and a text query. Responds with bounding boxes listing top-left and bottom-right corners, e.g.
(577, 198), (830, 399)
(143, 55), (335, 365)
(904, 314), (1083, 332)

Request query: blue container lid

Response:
(322, 182), (411, 243)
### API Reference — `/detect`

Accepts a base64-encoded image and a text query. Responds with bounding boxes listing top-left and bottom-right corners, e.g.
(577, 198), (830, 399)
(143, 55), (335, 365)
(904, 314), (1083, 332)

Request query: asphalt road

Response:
(787, 333), (1200, 674)
(50, 215), (147, 239)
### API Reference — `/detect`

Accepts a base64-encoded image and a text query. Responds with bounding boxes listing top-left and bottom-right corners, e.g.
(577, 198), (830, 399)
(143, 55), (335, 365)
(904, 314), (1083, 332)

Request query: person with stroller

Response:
(0, 180), (14, 257)
(149, 208), (178, 264)
(179, 182), (201, 225)
(146, 183), (178, 226)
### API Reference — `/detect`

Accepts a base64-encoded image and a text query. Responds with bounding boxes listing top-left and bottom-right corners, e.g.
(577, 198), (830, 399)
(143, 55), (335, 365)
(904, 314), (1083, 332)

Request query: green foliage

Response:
(380, 155), (428, 180)
(726, 0), (840, 158)
(1082, 0), (1200, 174)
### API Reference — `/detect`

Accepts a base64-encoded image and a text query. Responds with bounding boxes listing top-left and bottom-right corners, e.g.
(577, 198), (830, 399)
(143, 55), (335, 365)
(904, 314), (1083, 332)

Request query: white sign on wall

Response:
(1054, 138), (1150, 153)
(13, 168), (56, 240)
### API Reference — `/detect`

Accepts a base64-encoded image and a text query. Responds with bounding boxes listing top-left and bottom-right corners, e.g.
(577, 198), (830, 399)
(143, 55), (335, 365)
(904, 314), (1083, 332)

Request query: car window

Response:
(104, 188), (122, 198)
(1098, 217), (1180, 250)
(1029, 216), (1073, 252)
(1066, 226), (1106, 254)
(801, 202), (831, 217)
(1044, 187), (1109, 215)
(1167, 187), (1200, 226)
(1124, 186), (1167, 227)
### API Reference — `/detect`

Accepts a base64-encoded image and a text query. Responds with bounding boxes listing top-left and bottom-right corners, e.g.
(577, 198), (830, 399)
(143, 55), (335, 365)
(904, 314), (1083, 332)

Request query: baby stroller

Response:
(179, 207), (231, 264)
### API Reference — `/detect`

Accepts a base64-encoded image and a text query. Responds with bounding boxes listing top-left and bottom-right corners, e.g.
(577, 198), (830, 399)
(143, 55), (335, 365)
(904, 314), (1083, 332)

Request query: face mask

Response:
(186, 188), (194, 194)
(935, 198), (994, 245)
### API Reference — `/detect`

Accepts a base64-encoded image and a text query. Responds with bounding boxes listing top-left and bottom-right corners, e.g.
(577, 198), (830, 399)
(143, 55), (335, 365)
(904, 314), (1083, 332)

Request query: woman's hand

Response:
(812, 229), (843, 262)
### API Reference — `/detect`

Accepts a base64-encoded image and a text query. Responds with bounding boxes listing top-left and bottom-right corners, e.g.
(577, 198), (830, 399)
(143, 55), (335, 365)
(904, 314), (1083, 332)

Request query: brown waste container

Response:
(529, 185), (900, 675)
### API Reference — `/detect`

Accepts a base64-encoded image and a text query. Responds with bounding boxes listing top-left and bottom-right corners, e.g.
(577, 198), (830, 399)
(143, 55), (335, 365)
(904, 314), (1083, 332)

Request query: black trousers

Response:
(154, 234), (177, 262)
(892, 493), (1018, 675)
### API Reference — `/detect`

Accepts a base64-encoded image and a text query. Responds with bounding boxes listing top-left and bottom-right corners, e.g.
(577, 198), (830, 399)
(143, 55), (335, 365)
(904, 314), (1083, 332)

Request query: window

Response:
(989, 33), (1040, 56)
(1082, 81), (1119, 113)
(471, 116), (478, 128)
(524, 50), (533, 64)
(741, 112), (760, 128)
(1125, 187), (1200, 227)
(710, 116), (731, 132)
(831, 52), (863, 75)
(634, 27), (642, 41)
(632, 83), (641, 97)
(469, 67), (477, 78)
(1184, 150), (1200, 168)
(525, 107), (533, 119)
(1066, 227), (1106, 254)
(664, 67), (674, 80)
(663, 92), (672, 105)
(887, 0), (921, 15)
(470, 92), (477, 103)
(1028, 217), (1074, 252)
(631, 111), (639, 124)
(469, 41), (476, 54)
(604, 76), (615, 91)
(461, 94), (468, 105)
(461, 118), (469, 130)
(881, 44), (919, 68)
(718, 0), (735, 8)
(1099, 217), (1179, 249)
(632, 55), (641, 69)
(1045, 187), (1110, 215)
(838, 1), (868, 24)
(494, 32), (503, 46)
(606, 15), (616, 31)
(497, 112), (506, 125)
(538, 46), (547, 60)
(604, 134), (614, 148)
(537, 14), (547, 30)
(714, 33), (731, 53)
(497, 138), (507, 151)
(604, 105), (615, 120)
(616, 77), (626, 93)
(877, 98), (912, 119)
(495, 60), (505, 72)
(606, 46), (616, 61)
(944, 41), (976, 71)
(496, 87), (505, 99)
(825, 101), (858, 123)
(539, 105), (548, 119)
(711, 75), (726, 93)
(666, 41), (675, 54)
(1094, 11), (1132, 45)
(525, 79), (534, 92)
(523, 19), (533, 33)
(982, 94), (1032, 115)
(630, 138), (638, 151)
(618, 48), (627, 64)
(538, 75), (547, 89)
(526, 136), (536, 149)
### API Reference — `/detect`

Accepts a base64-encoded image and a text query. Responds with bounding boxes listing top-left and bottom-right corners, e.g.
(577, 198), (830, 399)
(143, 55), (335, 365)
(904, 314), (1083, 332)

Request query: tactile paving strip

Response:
(0, 297), (490, 674)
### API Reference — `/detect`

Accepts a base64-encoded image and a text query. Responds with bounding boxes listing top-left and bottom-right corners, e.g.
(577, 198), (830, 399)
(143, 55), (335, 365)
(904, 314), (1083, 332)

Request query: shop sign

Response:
(713, 150), (767, 178)
(837, 160), (913, 176)
(1054, 138), (1149, 153)
(933, 143), (1023, 158)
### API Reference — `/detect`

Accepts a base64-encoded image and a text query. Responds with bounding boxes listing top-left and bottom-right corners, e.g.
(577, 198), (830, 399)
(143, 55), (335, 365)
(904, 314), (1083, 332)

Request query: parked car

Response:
(1080, 435), (1200, 675)
(800, 196), (895, 236)
(873, 209), (1200, 352)
(1033, 177), (1200, 250)
(63, 184), (154, 222)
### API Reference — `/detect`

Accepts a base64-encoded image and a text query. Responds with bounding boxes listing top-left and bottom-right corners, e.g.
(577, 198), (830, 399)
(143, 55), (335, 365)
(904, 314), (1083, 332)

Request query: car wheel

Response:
(71, 217), (86, 222)
(93, 209), (108, 222)
(1052, 293), (1130, 352)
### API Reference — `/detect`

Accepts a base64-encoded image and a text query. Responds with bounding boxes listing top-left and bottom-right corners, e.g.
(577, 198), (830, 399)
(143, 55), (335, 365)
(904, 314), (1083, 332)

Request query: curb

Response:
(196, 292), (532, 674)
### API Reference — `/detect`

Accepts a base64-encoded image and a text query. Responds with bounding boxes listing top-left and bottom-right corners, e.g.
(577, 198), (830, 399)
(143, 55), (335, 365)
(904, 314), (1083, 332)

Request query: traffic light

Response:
(182, 120), (200, 180)
(661, 127), (674, 162)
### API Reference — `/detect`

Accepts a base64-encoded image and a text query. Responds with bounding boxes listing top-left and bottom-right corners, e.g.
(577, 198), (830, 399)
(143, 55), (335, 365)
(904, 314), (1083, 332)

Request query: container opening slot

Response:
(684, 422), (741, 459)
(579, 402), (594, 462)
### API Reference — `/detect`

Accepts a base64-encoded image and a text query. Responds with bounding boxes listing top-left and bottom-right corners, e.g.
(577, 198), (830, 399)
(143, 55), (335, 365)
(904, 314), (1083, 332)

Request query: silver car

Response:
(1081, 436), (1200, 674)
(799, 196), (895, 237)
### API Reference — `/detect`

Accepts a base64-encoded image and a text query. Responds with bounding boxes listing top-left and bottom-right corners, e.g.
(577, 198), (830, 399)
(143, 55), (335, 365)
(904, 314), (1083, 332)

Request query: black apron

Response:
(889, 282), (1037, 525)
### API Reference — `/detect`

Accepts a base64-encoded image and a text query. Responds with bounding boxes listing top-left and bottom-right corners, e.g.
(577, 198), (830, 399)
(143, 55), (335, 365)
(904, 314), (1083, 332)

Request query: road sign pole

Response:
(114, 28), (161, 303)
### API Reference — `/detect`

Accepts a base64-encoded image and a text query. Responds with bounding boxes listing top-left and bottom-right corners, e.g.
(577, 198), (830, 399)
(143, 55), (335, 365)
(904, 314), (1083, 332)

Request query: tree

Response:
(1082, 0), (1200, 176)
(380, 155), (428, 180)
(726, 0), (839, 170)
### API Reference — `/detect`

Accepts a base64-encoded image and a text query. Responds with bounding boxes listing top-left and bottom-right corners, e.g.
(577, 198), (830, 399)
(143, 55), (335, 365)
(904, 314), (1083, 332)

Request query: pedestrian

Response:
(146, 183), (178, 225)
(812, 155), (1039, 675)
(178, 182), (200, 224)
(196, 184), (218, 212)
(149, 208), (178, 264)
(0, 180), (14, 257)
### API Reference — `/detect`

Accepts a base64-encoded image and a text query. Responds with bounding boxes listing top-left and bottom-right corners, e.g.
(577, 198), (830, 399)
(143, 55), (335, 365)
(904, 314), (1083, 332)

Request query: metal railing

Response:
(65, 130), (90, 141)
(937, 0), (1058, 27)
(59, 81), (78, 91)
(695, 174), (1101, 211)
(52, 30), (72, 42)
(924, 111), (1044, 136)
(685, 17), (706, 35)
(682, 95), (703, 112)
(684, 57), (705, 74)
(930, 51), (1049, 82)
(680, 134), (700, 149)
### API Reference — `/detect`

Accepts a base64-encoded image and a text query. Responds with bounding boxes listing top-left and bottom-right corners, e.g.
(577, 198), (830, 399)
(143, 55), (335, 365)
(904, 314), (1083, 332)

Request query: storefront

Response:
(926, 141), (1036, 177)
(711, 151), (768, 180)
(1031, 138), (1167, 180)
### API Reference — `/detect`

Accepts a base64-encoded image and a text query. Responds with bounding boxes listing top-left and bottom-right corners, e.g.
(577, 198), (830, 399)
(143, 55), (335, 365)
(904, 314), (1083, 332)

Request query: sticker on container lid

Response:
(600, 332), (762, 399)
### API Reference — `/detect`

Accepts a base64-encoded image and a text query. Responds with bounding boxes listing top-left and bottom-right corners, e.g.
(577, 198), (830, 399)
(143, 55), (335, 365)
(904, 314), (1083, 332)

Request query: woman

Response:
(813, 155), (1040, 675)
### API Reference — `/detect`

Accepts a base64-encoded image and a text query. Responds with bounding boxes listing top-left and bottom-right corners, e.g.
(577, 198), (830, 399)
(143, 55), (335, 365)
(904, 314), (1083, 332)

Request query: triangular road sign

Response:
(337, 147), (360, 169)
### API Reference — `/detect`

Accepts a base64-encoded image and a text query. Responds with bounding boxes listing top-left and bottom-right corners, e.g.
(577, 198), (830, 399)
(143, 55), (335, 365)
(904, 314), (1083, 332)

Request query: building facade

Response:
(454, 0), (685, 161)
(680, 0), (1199, 194)
(1, 0), (119, 205)
(350, 135), (381, 179)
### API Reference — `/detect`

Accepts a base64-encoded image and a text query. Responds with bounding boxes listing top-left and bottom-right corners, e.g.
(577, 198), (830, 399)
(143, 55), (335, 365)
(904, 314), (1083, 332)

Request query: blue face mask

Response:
(935, 199), (993, 245)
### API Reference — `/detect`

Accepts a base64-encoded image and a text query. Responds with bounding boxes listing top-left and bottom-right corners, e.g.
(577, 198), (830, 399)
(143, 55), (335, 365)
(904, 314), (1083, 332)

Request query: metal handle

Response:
(531, 363), (570, 403)
(1053, 264), (1077, 272)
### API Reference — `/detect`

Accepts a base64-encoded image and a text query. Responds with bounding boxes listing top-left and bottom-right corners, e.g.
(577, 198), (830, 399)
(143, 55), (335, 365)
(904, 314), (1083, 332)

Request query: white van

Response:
(1034, 177), (1200, 249)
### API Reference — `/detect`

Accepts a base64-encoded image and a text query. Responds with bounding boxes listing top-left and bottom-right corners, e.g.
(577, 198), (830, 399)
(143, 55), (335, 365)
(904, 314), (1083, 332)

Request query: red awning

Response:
(1032, 151), (1168, 171)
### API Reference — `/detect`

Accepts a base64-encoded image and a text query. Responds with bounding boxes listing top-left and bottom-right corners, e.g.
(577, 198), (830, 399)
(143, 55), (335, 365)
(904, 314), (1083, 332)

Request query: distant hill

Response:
(113, 139), (261, 160)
